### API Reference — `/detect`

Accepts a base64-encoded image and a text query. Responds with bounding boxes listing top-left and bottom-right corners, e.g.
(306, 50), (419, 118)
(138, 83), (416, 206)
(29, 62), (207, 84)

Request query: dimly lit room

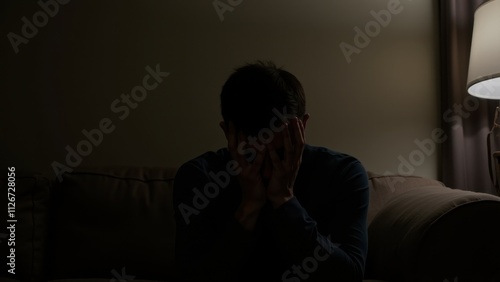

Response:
(1, 0), (500, 281)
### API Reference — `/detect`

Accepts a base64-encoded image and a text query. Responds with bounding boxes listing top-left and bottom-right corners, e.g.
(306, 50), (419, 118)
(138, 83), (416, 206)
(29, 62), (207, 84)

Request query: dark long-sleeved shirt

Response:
(173, 144), (369, 282)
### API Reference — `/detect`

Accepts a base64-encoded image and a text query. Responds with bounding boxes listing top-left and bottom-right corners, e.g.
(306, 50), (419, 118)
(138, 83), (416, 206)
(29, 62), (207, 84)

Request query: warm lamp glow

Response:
(467, 0), (500, 99)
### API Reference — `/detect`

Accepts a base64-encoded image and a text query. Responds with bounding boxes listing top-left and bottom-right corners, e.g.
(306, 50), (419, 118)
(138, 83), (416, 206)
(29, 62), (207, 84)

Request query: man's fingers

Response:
(267, 144), (282, 169)
(252, 146), (266, 170)
(283, 121), (294, 162)
(296, 117), (305, 144)
(292, 117), (305, 161)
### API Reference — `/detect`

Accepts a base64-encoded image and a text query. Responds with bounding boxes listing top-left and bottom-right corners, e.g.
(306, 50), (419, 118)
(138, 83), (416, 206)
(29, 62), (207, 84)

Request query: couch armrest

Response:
(365, 186), (500, 282)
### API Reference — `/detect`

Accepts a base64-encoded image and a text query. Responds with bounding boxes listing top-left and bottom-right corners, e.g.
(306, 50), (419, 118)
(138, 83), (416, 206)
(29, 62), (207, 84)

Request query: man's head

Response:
(219, 61), (309, 179)
(220, 60), (307, 134)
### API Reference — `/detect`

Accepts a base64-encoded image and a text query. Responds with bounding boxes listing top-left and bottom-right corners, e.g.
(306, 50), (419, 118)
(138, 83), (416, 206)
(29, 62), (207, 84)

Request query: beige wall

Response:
(1, 0), (440, 180)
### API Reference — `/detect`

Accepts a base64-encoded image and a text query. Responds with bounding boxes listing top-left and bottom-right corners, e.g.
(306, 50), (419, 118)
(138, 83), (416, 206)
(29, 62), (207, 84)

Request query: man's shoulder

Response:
(302, 144), (367, 180)
(302, 144), (368, 191)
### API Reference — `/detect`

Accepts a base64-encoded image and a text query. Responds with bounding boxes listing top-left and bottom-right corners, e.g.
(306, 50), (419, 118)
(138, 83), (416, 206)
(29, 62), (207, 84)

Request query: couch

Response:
(1, 167), (500, 282)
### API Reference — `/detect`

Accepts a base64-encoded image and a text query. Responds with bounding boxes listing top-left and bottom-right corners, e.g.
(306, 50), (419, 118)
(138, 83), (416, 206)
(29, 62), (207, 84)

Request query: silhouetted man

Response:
(173, 61), (369, 282)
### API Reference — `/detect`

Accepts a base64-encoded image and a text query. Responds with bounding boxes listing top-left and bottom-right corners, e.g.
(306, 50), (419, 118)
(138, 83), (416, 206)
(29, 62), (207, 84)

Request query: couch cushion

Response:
(0, 170), (51, 282)
(47, 167), (177, 281)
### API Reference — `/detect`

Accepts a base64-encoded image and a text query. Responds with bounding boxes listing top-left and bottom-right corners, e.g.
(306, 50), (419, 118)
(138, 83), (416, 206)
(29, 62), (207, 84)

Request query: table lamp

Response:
(466, 0), (500, 193)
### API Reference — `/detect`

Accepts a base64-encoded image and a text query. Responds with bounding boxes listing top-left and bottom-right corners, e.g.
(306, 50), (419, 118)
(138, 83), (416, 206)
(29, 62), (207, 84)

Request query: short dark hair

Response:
(220, 60), (306, 136)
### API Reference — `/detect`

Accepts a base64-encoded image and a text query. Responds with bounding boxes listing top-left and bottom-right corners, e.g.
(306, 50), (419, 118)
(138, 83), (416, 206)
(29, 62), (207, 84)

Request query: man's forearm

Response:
(270, 197), (367, 281)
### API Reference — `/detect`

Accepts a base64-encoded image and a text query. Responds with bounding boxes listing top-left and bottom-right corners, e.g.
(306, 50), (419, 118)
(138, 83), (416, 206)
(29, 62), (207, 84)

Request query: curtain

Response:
(439, 0), (498, 195)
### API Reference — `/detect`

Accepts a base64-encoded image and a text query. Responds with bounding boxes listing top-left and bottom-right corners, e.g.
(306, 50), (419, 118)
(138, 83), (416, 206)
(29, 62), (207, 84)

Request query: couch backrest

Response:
(47, 166), (178, 281)
(366, 171), (446, 226)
